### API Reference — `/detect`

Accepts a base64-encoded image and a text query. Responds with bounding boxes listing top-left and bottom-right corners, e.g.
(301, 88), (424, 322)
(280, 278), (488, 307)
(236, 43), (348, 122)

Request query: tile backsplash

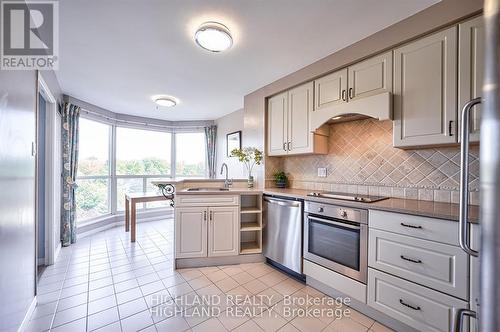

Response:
(266, 119), (480, 205)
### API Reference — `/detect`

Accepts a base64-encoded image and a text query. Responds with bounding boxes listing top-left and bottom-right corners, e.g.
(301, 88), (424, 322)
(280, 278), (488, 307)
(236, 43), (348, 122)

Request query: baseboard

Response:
(18, 296), (37, 332)
(176, 254), (265, 268)
(78, 214), (173, 239)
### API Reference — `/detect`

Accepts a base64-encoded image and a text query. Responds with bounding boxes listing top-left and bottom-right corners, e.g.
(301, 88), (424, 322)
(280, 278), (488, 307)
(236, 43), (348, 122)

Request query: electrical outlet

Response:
(317, 167), (327, 177)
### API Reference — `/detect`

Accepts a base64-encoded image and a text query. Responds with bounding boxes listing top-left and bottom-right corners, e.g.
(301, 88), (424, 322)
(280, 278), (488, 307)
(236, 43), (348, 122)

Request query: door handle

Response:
(341, 90), (347, 101)
(348, 88), (354, 99)
(459, 98), (481, 257)
(454, 309), (476, 332)
(400, 255), (422, 264)
(400, 222), (422, 229)
(449, 120), (454, 136)
(399, 299), (421, 311)
(287, 142), (292, 151)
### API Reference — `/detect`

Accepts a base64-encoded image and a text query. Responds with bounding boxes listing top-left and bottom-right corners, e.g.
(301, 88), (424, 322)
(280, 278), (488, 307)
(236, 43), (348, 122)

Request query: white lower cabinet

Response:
(208, 206), (239, 257)
(175, 203), (239, 259)
(175, 207), (208, 259)
(368, 228), (468, 299)
(368, 268), (468, 332)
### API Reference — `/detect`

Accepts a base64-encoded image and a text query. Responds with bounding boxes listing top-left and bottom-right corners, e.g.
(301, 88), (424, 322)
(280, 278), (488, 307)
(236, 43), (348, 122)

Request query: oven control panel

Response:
(304, 201), (368, 224)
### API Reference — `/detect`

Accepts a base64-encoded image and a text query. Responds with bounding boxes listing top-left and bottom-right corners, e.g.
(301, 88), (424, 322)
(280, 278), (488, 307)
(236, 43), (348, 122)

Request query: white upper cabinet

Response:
(287, 82), (314, 154)
(314, 68), (348, 111)
(348, 51), (393, 101)
(208, 206), (239, 257)
(267, 92), (288, 156)
(459, 16), (484, 143)
(267, 82), (327, 156)
(393, 26), (458, 148)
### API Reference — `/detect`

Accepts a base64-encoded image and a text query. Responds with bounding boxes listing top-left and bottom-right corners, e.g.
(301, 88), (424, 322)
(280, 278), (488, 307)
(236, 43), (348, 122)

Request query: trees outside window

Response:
(76, 118), (111, 221)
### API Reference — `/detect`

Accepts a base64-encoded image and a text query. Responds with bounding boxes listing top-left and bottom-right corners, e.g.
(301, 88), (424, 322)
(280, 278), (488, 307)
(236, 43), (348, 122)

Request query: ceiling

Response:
(58, 0), (439, 121)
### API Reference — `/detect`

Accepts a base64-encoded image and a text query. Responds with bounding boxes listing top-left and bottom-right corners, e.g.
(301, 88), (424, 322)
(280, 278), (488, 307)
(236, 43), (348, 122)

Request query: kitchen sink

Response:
(186, 187), (230, 191)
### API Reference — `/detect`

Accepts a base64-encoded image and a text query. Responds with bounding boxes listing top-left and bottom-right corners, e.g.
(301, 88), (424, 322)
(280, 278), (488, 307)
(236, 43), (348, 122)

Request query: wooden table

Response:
(125, 192), (170, 242)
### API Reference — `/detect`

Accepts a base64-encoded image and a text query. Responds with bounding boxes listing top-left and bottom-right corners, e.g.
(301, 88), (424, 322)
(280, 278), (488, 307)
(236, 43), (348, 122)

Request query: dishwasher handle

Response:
(263, 196), (302, 208)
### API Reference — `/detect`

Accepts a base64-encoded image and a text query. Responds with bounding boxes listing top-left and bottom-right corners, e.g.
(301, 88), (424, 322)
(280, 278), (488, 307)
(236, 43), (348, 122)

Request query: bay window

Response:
(75, 115), (207, 224)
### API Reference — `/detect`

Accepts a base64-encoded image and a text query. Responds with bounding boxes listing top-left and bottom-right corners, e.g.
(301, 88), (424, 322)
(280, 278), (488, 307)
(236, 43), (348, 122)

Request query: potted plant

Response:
(230, 147), (263, 188)
(273, 171), (288, 188)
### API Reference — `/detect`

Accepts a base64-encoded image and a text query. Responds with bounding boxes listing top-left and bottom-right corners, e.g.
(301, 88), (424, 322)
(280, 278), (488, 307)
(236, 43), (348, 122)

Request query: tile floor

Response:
(28, 220), (394, 332)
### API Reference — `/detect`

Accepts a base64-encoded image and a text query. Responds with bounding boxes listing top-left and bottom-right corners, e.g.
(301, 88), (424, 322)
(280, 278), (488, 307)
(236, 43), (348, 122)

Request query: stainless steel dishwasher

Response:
(263, 195), (303, 275)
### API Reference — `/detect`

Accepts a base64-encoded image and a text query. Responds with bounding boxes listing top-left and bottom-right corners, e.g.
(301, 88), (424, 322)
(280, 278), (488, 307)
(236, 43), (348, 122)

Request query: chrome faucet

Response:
(220, 163), (232, 188)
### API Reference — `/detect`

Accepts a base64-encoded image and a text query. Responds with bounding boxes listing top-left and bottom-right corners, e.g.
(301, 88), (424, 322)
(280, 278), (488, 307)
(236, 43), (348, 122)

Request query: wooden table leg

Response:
(131, 199), (136, 243)
(125, 196), (130, 232)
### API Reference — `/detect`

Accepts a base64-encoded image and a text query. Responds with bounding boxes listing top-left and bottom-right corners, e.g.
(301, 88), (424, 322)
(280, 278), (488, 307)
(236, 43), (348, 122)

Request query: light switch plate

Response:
(317, 167), (327, 177)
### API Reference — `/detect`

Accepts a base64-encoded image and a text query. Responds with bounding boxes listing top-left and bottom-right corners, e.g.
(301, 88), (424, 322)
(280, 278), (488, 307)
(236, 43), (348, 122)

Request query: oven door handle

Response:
(307, 215), (361, 230)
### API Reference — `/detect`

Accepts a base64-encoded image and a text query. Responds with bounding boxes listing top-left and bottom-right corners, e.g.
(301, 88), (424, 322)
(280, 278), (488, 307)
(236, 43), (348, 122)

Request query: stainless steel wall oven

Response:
(304, 201), (368, 283)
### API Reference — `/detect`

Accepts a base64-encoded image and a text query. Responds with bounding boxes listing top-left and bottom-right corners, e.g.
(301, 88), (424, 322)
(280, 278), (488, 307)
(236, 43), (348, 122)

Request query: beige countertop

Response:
(263, 188), (480, 223)
(152, 178), (262, 195)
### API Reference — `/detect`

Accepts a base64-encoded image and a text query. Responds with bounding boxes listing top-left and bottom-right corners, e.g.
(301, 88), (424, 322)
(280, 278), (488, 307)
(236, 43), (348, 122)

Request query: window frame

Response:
(76, 114), (207, 224)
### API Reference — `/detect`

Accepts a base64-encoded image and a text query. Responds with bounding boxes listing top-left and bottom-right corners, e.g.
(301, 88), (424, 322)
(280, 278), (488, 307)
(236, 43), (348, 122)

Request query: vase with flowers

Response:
(230, 147), (263, 188)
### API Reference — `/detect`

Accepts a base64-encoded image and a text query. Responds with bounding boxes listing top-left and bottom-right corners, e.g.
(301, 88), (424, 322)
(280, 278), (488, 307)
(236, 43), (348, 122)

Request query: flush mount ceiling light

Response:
(154, 96), (178, 108)
(194, 21), (233, 52)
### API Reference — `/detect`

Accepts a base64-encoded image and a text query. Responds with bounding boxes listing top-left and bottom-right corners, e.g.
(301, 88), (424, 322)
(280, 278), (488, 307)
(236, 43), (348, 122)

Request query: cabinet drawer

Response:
(369, 210), (459, 245)
(369, 229), (468, 299)
(175, 195), (239, 207)
(368, 268), (467, 332)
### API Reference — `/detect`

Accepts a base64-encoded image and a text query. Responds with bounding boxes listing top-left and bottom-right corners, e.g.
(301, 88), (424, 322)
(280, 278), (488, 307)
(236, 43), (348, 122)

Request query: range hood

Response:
(311, 92), (392, 131)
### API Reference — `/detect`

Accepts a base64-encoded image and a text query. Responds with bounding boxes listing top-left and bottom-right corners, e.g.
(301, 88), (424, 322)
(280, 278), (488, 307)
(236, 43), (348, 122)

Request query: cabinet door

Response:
(267, 92), (288, 156)
(348, 51), (392, 101)
(314, 68), (348, 111)
(175, 207), (207, 258)
(288, 82), (314, 154)
(393, 27), (457, 147)
(459, 16), (484, 143)
(208, 206), (239, 257)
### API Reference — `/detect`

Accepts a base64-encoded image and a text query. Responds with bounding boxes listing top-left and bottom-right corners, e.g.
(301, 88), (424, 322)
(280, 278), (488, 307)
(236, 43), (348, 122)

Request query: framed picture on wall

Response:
(227, 131), (241, 156)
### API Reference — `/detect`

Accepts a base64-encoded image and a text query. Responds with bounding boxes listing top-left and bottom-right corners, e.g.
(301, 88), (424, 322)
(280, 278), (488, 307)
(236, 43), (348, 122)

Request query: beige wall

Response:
(267, 119), (479, 205)
(215, 109), (247, 179)
(243, 0), (483, 189)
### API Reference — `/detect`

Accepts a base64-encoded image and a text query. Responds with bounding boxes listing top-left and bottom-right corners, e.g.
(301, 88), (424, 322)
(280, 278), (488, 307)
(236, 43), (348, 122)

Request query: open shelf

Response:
(239, 194), (263, 255)
(240, 222), (261, 231)
(240, 241), (262, 254)
(241, 207), (262, 214)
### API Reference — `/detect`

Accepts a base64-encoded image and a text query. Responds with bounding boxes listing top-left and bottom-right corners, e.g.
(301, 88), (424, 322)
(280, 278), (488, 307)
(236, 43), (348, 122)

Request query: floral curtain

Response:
(204, 125), (217, 179)
(61, 103), (80, 246)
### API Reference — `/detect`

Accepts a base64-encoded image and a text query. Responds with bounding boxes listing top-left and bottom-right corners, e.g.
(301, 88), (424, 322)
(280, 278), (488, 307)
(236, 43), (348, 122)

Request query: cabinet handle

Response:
(288, 142), (292, 151)
(400, 222), (422, 229)
(283, 142), (287, 151)
(209, 211), (213, 221)
(348, 88), (354, 99)
(341, 90), (347, 101)
(449, 120), (454, 136)
(399, 299), (421, 311)
(203, 211), (207, 221)
(400, 255), (422, 264)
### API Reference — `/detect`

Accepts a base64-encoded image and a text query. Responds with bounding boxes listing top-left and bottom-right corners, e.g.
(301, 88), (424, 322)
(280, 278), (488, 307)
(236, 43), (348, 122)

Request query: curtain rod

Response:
(80, 108), (209, 130)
